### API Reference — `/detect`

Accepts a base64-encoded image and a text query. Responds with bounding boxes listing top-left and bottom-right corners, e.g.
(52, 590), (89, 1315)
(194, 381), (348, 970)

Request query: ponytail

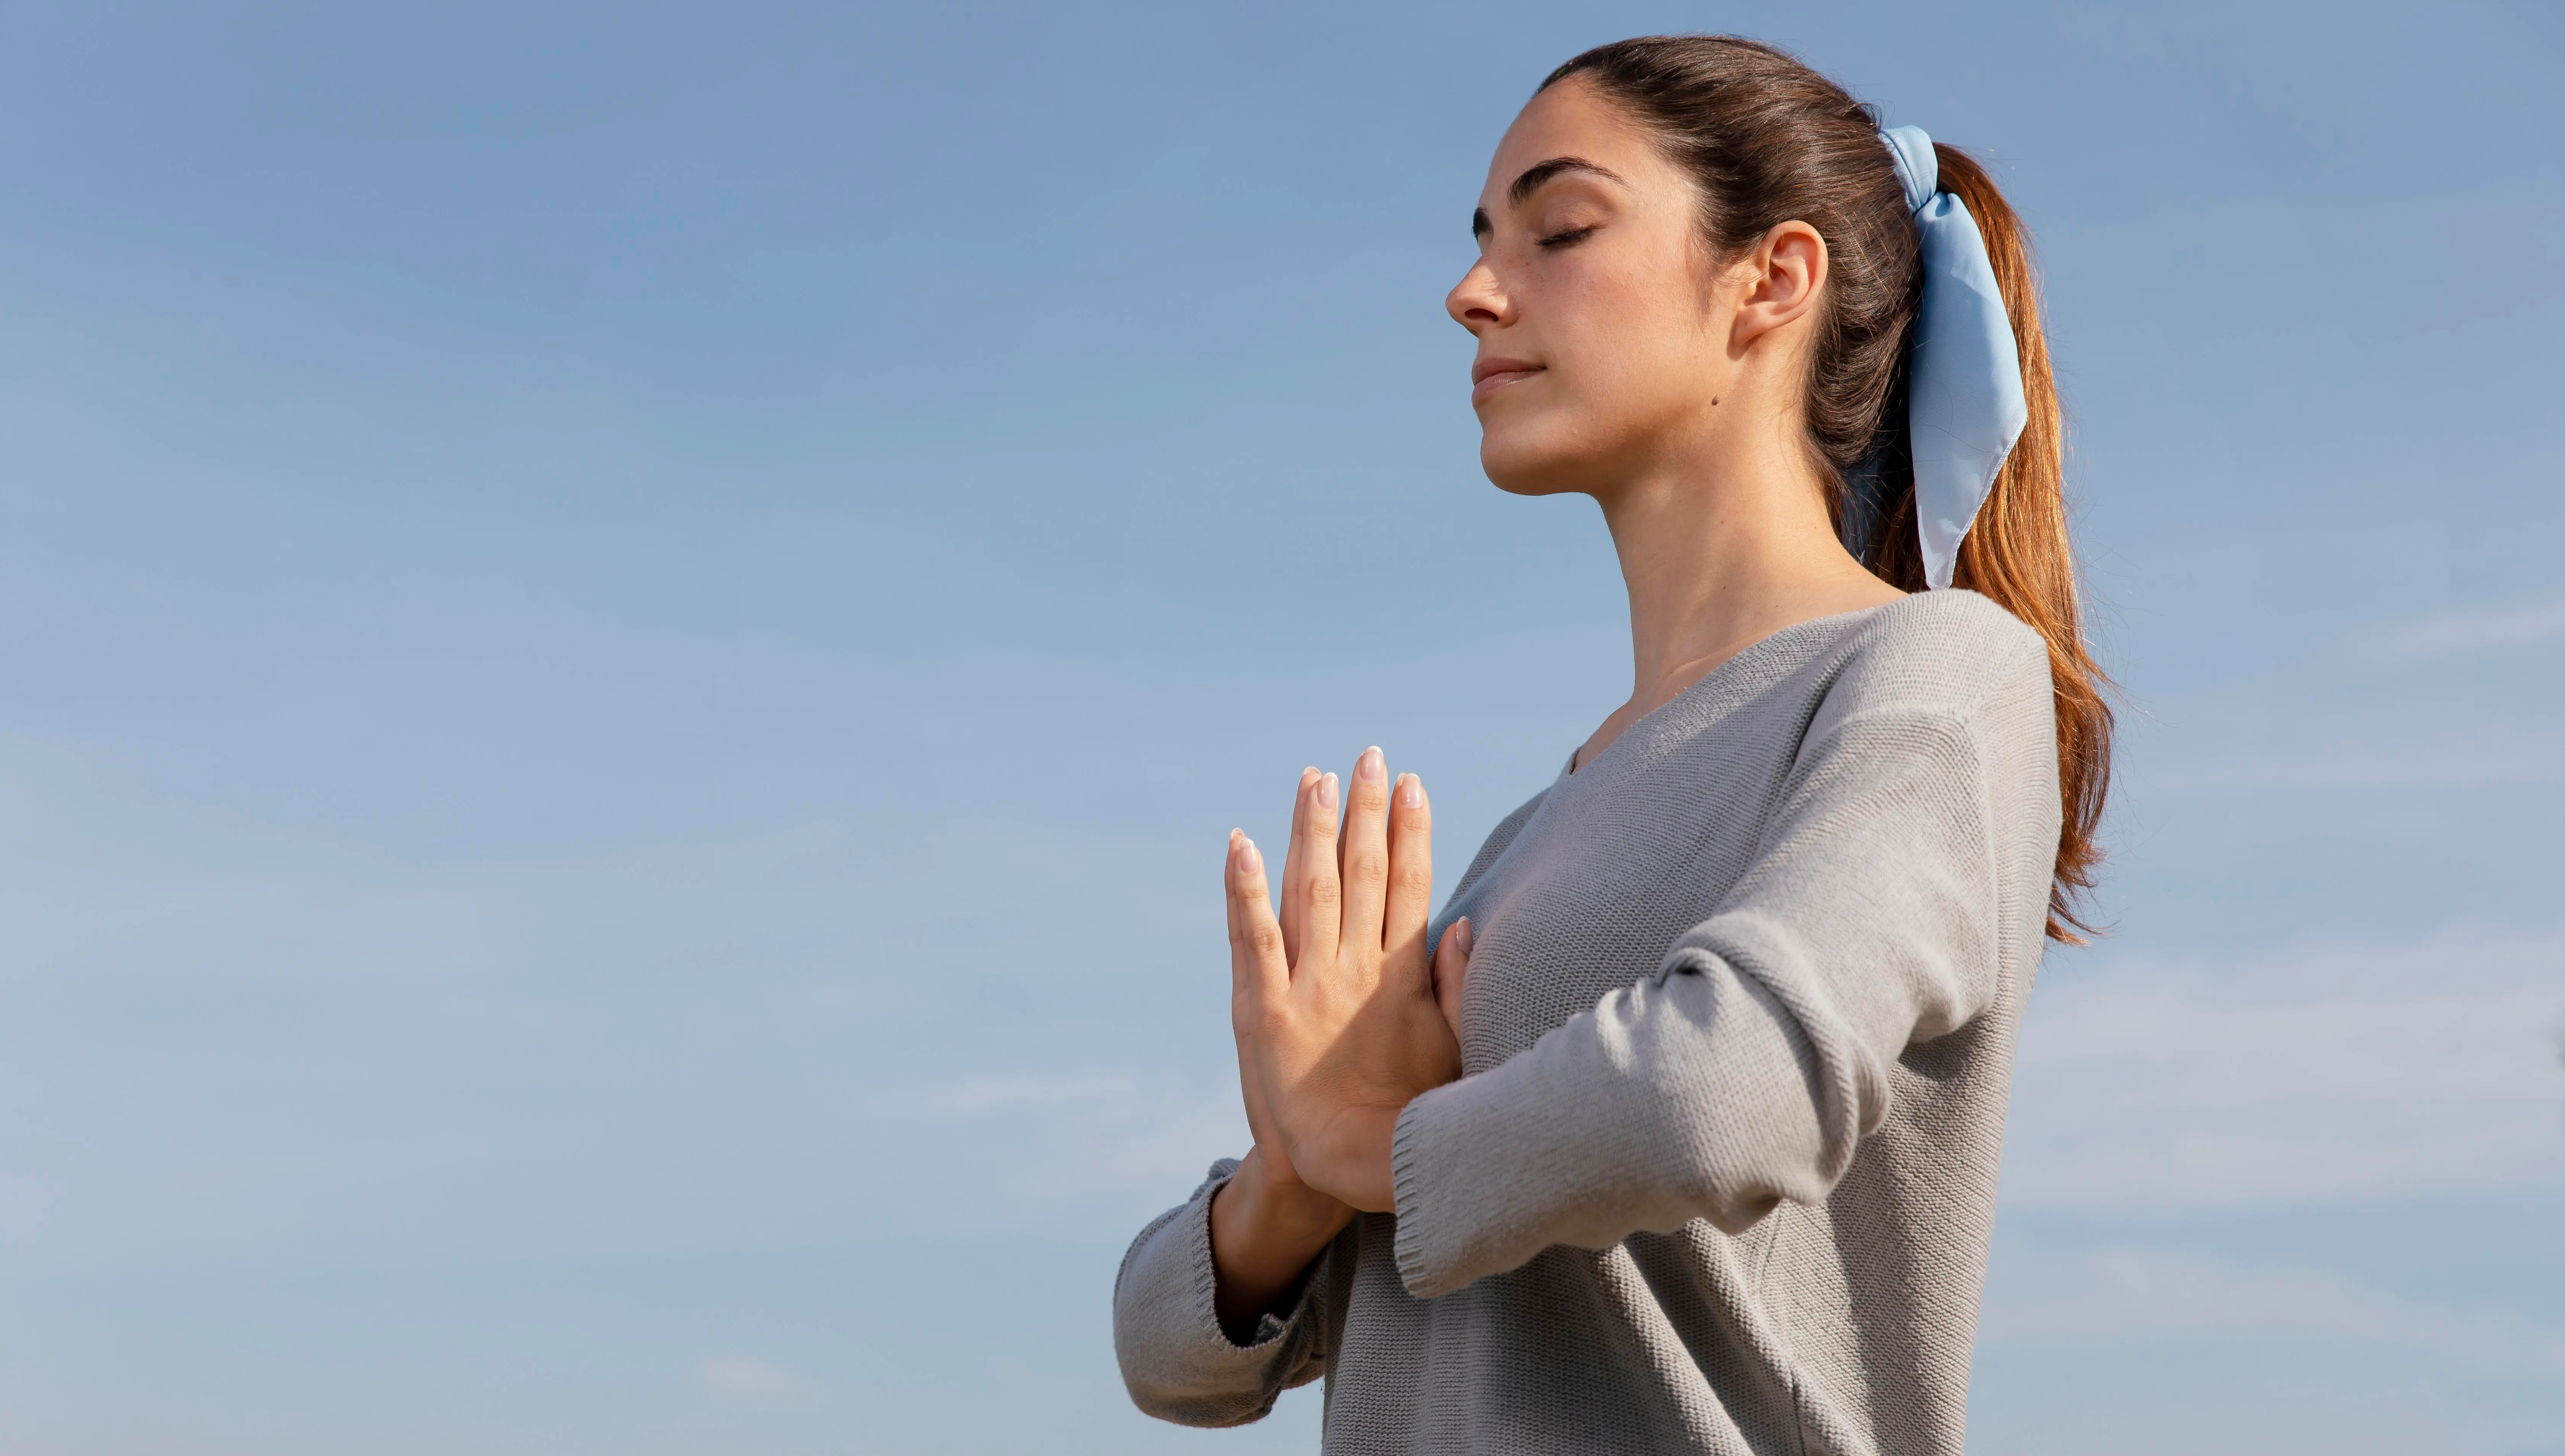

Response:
(1864, 146), (2112, 939)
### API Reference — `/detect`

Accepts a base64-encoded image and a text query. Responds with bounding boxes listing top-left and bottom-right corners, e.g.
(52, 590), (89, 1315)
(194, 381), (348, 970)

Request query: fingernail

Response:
(1456, 916), (1474, 955)
(1240, 835), (1262, 872)
(1358, 746), (1385, 783)
(1318, 773), (1338, 812)
(1397, 773), (1423, 809)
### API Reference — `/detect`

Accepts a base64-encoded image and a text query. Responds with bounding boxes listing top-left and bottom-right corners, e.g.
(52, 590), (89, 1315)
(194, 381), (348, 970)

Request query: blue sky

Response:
(2, 1), (2560, 1452)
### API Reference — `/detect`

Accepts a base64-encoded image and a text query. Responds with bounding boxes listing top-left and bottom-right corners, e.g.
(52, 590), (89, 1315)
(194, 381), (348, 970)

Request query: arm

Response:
(1210, 1145), (1353, 1330)
(1113, 753), (1477, 1422)
(1209, 912), (1472, 1323)
(1112, 1157), (1342, 1426)
(1387, 659), (2060, 1298)
(1207, 769), (1363, 1329)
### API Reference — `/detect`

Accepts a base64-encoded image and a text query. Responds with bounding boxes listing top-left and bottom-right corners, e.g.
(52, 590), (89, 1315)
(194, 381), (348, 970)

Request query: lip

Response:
(1471, 357), (1544, 403)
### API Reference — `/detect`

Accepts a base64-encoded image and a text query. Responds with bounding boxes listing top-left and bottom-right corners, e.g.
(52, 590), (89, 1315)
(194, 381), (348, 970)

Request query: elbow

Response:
(1112, 1327), (1293, 1429)
(1109, 1271), (1296, 1429)
(1116, 1366), (1263, 1429)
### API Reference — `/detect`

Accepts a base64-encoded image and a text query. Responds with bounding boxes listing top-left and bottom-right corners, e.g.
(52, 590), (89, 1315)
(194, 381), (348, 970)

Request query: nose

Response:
(1446, 259), (1508, 333)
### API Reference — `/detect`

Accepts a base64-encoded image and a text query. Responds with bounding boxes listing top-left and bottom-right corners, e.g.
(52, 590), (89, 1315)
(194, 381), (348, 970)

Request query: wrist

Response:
(1210, 1146), (1354, 1333)
(1287, 1102), (1409, 1215)
(1227, 1145), (1353, 1240)
(1338, 1104), (1409, 1214)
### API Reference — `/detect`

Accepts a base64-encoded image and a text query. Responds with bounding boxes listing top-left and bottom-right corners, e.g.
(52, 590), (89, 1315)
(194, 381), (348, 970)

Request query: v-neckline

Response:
(1563, 602), (1896, 779)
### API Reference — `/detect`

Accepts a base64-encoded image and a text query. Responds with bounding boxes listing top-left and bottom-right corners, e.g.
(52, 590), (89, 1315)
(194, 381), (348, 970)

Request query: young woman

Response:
(1113, 35), (2110, 1456)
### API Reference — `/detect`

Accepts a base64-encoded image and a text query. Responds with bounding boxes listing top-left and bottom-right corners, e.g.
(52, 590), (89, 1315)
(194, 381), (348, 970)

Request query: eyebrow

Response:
(1471, 155), (1628, 238)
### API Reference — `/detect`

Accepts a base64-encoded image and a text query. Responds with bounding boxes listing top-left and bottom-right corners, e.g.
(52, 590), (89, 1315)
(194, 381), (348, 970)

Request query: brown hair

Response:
(1542, 35), (2113, 940)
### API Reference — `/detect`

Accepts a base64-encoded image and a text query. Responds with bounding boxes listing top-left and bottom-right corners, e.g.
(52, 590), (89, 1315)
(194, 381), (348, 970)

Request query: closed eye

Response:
(1537, 225), (1600, 249)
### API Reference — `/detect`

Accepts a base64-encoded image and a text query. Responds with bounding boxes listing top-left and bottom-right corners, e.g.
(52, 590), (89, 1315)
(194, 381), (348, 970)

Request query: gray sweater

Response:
(1113, 591), (2062, 1456)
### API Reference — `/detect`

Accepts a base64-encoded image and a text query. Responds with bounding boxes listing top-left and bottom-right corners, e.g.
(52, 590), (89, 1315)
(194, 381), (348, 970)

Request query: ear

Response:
(1728, 220), (1828, 353)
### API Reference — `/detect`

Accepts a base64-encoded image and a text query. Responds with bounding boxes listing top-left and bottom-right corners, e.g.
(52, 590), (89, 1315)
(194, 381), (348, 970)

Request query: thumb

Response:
(1432, 916), (1474, 1043)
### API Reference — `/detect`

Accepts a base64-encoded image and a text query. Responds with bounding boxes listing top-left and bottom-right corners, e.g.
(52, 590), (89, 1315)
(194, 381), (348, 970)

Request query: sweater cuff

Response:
(1183, 1162), (1308, 1352)
(1113, 1157), (1312, 1423)
(1390, 1082), (1492, 1300)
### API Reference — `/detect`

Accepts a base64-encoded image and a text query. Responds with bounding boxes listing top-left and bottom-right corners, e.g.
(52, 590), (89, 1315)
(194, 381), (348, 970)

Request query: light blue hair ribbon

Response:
(1881, 125), (2027, 590)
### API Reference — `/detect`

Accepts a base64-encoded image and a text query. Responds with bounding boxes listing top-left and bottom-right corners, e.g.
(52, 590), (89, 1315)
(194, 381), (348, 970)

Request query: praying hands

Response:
(1207, 747), (1473, 1327)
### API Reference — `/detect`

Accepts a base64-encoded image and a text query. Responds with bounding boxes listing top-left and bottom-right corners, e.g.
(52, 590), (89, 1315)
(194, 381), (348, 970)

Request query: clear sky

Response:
(3, 2), (2560, 1452)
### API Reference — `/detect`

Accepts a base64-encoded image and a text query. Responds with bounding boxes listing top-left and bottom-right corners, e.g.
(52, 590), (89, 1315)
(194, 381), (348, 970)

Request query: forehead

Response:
(1479, 77), (1672, 207)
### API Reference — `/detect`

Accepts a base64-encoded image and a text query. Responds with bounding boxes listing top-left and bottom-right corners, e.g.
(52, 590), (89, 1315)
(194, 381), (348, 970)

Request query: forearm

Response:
(1114, 1157), (1333, 1425)
(1389, 950), (1843, 1298)
(1208, 1146), (1356, 1332)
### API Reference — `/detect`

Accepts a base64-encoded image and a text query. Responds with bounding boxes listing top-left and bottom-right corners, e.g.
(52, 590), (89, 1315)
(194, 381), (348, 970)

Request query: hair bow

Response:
(1879, 125), (2027, 590)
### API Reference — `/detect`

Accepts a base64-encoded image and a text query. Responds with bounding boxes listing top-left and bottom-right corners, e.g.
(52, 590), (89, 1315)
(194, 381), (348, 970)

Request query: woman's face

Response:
(1447, 79), (1743, 498)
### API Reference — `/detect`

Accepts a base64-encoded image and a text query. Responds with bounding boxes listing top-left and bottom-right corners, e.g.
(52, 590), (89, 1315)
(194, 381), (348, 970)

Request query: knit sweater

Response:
(1112, 590), (2062, 1456)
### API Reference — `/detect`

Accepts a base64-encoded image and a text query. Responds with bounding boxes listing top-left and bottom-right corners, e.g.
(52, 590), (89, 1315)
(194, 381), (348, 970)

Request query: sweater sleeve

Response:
(1112, 1158), (1339, 1425)
(1387, 647), (2059, 1299)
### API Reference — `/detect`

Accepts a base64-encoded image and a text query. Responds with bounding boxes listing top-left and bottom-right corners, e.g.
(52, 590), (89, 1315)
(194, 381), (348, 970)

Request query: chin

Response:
(1478, 415), (1614, 498)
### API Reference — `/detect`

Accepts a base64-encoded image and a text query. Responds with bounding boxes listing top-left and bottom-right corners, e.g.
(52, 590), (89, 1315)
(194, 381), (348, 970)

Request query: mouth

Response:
(1471, 357), (1544, 404)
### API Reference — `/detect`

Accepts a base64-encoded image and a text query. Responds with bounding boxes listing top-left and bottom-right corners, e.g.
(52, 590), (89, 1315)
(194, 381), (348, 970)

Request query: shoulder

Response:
(1818, 589), (2051, 717)
(1781, 593), (2061, 831)
(1791, 591), (2057, 774)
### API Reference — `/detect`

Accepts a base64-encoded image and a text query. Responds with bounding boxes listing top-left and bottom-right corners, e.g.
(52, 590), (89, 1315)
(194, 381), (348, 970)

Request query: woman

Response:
(1113, 35), (2110, 1456)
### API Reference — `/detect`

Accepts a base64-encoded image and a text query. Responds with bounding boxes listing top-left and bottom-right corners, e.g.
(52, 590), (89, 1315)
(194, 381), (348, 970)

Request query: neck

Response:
(1578, 424), (1901, 767)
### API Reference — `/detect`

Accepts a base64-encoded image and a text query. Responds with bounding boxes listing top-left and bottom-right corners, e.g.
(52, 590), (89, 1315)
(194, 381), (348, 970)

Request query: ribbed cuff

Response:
(1188, 1161), (1306, 1350)
(1388, 1088), (1452, 1299)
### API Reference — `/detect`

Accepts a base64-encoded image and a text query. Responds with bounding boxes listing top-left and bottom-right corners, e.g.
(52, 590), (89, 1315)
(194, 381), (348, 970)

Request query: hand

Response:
(1232, 768), (1472, 1189)
(1225, 768), (1328, 1202)
(1278, 763), (1474, 1051)
(1226, 747), (1462, 1213)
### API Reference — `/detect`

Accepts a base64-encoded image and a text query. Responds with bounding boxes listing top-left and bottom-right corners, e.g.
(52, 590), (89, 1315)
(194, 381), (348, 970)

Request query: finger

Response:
(1224, 830), (1254, 1029)
(1277, 767), (1319, 963)
(1225, 834), (1291, 1166)
(1298, 770), (1343, 969)
(1383, 772), (1434, 982)
(1228, 831), (1289, 1013)
(1230, 972), (1282, 1154)
(1337, 746), (1392, 956)
(1432, 915), (1474, 1043)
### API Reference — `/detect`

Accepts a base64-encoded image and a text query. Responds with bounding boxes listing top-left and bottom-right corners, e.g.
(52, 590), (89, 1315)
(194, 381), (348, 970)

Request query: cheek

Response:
(1542, 266), (1716, 426)
(1477, 283), (1708, 490)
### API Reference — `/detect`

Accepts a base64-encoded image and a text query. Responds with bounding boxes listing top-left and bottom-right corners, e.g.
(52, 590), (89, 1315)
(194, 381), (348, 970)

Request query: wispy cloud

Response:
(861, 1067), (1250, 1216)
(2005, 925), (2565, 1211)
(868, 1070), (1154, 1120)
(2381, 597), (2565, 657)
(697, 1354), (823, 1409)
(1982, 1247), (2565, 1372)
(2136, 727), (2565, 792)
